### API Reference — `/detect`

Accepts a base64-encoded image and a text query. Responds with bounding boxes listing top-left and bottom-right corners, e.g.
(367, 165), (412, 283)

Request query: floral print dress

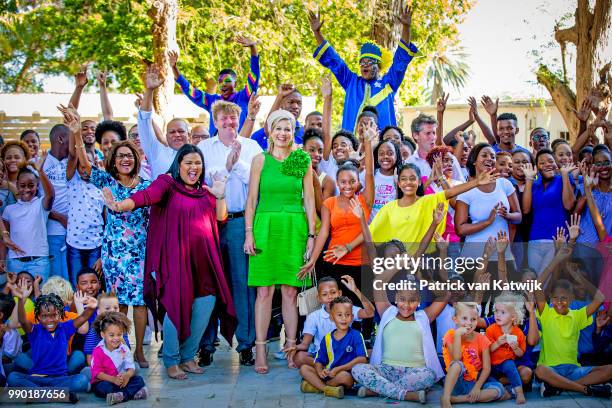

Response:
(90, 167), (150, 305)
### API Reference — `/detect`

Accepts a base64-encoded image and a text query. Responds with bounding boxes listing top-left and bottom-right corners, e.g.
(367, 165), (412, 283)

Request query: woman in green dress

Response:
(244, 109), (317, 374)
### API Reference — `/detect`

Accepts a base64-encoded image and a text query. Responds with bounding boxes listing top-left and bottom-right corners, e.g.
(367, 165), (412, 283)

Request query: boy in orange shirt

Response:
(441, 302), (509, 408)
(485, 292), (527, 404)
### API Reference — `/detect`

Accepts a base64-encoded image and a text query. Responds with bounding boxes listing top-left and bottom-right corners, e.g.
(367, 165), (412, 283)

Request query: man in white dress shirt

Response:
(405, 113), (465, 182)
(197, 100), (262, 367)
(137, 65), (190, 180)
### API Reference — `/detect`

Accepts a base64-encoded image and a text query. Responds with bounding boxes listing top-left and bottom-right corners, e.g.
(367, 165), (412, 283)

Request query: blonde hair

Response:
(454, 301), (479, 317)
(266, 109), (296, 151)
(211, 100), (242, 123)
(494, 291), (525, 325)
(97, 292), (118, 304)
(41, 276), (74, 304)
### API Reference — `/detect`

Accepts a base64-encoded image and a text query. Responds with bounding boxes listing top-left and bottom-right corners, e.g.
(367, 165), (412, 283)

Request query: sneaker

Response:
(106, 392), (124, 405)
(143, 326), (152, 345)
(300, 380), (321, 394)
(239, 349), (255, 366)
(323, 385), (344, 399)
(134, 386), (149, 400)
(540, 381), (561, 397)
(357, 386), (368, 398)
(273, 350), (287, 360)
(586, 384), (611, 399)
(68, 392), (79, 404)
(198, 348), (213, 367)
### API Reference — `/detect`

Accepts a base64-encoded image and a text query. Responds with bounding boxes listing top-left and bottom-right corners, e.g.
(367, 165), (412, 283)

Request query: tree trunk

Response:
(370, 0), (403, 50)
(12, 54), (34, 93)
(536, 0), (611, 141)
(148, 0), (178, 126)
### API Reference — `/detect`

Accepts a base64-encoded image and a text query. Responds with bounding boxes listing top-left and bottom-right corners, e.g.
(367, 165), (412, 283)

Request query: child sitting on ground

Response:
(441, 302), (509, 408)
(291, 275), (374, 369)
(7, 280), (95, 403)
(84, 293), (129, 365)
(0, 293), (20, 387)
(534, 239), (612, 398)
(90, 312), (147, 405)
(299, 296), (368, 399)
(485, 291), (528, 404)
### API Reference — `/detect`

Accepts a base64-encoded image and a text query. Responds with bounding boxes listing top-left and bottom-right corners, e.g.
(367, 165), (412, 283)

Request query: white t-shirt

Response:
(43, 154), (69, 236)
(319, 157), (340, 196)
(2, 197), (50, 258)
(303, 304), (362, 353)
(66, 174), (105, 250)
(360, 169), (396, 221)
(456, 178), (516, 260)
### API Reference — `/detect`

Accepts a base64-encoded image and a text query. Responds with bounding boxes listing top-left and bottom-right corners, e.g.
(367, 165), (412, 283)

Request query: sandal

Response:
(166, 365), (188, 380)
(284, 338), (297, 368)
(179, 361), (204, 374)
(254, 340), (269, 374)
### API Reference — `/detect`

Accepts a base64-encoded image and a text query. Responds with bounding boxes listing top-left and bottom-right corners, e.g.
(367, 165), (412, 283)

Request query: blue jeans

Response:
(7, 371), (89, 392)
(7, 257), (50, 283)
(163, 295), (215, 367)
(549, 363), (593, 381)
(449, 361), (505, 399)
(48, 234), (68, 280)
(92, 375), (145, 400)
(201, 217), (255, 352)
(67, 244), (101, 288)
(14, 351), (85, 375)
(492, 359), (522, 388)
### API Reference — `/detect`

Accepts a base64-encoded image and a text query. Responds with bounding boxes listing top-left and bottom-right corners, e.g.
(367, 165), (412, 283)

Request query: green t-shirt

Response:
(537, 303), (592, 367)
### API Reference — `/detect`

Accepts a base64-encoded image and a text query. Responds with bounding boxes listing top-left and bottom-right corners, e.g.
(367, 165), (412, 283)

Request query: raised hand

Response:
(340, 275), (357, 293)
(16, 277), (32, 299)
(432, 202), (445, 226)
(481, 95), (498, 116)
(476, 169), (499, 185)
(102, 187), (120, 212)
(435, 232), (450, 251)
(496, 230), (509, 253)
(553, 226), (567, 249)
(96, 71), (108, 87)
(521, 163), (537, 180)
(57, 103), (81, 134)
(144, 64), (163, 90)
(82, 294), (98, 310)
(436, 93), (449, 113)
(29, 150), (47, 172)
(395, 4), (413, 27)
(565, 213), (581, 241)
(308, 10), (323, 33)
(560, 163), (577, 177)
(73, 290), (86, 308)
(349, 197), (364, 219)
(278, 83), (296, 99)
(596, 310), (610, 331)
(572, 99), (592, 122)
(167, 50), (179, 68)
(484, 235), (496, 258)
(74, 65), (89, 88)
(247, 93), (261, 117)
(134, 93), (144, 110)
(235, 35), (257, 48)
(203, 171), (228, 199)
(321, 76), (332, 98)
(467, 97), (479, 120)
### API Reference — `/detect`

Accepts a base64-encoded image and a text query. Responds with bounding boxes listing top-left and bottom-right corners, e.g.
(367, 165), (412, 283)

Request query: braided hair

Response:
(34, 294), (65, 322)
(93, 311), (131, 336)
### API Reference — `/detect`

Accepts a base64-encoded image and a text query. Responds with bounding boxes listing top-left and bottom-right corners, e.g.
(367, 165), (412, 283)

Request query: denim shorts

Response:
(549, 364), (593, 381)
(450, 361), (505, 399)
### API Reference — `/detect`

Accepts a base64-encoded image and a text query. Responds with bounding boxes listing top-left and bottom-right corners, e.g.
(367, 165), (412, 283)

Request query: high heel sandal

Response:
(254, 340), (269, 374)
(284, 338), (297, 368)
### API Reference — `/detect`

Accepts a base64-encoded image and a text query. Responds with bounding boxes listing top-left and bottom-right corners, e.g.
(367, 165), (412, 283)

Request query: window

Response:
(559, 131), (570, 140)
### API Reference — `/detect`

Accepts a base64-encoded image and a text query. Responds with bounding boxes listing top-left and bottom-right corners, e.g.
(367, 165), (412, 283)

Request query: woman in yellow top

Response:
(369, 163), (498, 254)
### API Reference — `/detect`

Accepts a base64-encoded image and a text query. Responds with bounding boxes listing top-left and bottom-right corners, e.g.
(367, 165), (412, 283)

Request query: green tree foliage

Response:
(1, 0), (473, 119)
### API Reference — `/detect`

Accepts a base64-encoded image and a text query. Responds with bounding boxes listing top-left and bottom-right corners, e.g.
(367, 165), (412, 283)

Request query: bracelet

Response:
(245, 227), (253, 231)
(216, 195), (225, 200)
(307, 233), (315, 239)
(248, 115), (256, 121)
(345, 243), (353, 253)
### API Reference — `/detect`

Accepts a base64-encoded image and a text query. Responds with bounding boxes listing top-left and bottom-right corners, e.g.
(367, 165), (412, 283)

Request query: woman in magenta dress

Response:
(103, 144), (236, 380)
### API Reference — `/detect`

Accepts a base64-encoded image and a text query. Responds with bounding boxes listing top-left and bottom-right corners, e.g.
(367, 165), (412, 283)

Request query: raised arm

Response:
(436, 93), (448, 146)
(97, 72), (113, 120)
(582, 165), (607, 241)
(16, 279), (33, 334)
(169, 51), (211, 111)
(321, 76), (333, 160)
(559, 163), (577, 211)
(521, 163), (536, 214)
(362, 126), (376, 208)
(68, 65), (88, 110)
(31, 154), (54, 210)
(308, 10), (325, 45)
(398, 4), (413, 44)
(58, 103), (83, 180)
(457, 97), (495, 145)
(235, 35), (260, 96)
(481, 96), (499, 142)
(239, 93), (261, 138)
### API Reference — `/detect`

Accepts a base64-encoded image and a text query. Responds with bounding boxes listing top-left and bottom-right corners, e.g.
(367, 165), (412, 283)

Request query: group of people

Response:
(0, 5), (611, 407)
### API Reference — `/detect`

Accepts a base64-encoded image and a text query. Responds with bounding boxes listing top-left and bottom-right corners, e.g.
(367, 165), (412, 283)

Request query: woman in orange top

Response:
(300, 127), (375, 306)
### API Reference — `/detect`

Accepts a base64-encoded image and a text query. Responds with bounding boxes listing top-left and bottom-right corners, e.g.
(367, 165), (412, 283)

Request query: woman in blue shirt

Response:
(522, 148), (576, 274)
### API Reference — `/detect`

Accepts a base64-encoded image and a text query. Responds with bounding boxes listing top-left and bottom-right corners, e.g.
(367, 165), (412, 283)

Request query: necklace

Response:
(119, 176), (138, 188)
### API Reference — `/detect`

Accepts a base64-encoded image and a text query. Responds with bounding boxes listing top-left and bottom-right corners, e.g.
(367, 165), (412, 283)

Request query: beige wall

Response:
(399, 100), (568, 147)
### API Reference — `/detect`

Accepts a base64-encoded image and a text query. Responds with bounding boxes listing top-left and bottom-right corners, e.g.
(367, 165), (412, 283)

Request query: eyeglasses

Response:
(116, 153), (135, 160)
(359, 58), (378, 67)
(593, 160), (611, 167)
(531, 134), (550, 142)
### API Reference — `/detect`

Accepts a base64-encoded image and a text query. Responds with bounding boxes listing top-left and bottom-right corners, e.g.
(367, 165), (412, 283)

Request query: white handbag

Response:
(297, 268), (320, 316)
